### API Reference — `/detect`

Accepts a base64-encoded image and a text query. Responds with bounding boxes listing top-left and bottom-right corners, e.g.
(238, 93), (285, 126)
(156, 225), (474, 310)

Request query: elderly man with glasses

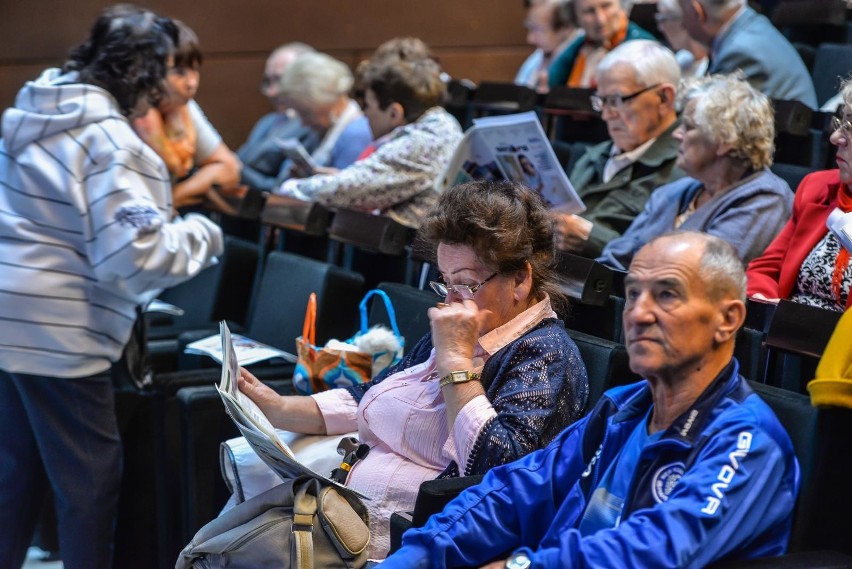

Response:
(236, 43), (320, 192)
(552, 39), (686, 258)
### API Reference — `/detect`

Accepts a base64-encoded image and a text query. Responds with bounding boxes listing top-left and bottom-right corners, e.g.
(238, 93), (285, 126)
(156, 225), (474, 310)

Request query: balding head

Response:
(624, 231), (746, 385)
(262, 42), (315, 110)
(645, 232), (747, 302)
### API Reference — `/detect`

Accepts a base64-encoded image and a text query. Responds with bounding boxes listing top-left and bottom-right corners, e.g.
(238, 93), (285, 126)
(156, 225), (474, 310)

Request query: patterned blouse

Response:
(790, 231), (852, 311)
(277, 107), (462, 228)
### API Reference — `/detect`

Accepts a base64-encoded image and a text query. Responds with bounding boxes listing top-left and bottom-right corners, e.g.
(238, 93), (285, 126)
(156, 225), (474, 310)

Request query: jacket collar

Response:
(584, 119), (681, 189)
(614, 358), (742, 445)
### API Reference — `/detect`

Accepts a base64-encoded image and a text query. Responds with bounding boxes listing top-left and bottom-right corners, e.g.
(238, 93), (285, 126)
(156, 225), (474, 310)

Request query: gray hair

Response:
(680, 73), (774, 170)
(277, 52), (354, 106)
(647, 231), (747, 302)
(596, 39), (681, 89)
(840, 76), (852, 109)
(270, 42), (314, 63)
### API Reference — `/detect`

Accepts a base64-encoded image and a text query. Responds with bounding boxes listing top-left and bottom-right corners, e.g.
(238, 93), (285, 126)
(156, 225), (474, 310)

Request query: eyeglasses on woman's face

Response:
(429, 272), (498, 300)
(832, 115), (852, 139)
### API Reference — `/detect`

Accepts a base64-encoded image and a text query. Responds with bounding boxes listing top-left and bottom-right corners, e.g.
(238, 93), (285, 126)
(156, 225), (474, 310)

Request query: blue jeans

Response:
(0, 369), (122, 569)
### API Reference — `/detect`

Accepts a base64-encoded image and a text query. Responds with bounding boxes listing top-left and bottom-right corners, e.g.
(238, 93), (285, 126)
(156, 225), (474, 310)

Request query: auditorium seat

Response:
(811, 43), (852, 108)
(760, 300), (841, 393)
(159, 251), (363, 388)
(146, 236), (259, 372)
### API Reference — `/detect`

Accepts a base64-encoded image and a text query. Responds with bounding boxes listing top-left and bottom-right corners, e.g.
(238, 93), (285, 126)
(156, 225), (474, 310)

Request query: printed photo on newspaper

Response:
(436, 111), (585, 214)
(214, 322), (368, 500)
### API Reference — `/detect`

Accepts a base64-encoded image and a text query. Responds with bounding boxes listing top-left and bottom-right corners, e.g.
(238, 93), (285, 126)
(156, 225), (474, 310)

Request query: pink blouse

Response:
(311, 296), (556, 558)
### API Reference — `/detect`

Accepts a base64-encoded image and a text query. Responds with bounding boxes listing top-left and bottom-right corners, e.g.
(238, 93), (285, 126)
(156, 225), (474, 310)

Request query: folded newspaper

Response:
(214, 322), (367, 500)
(275, 138), (319, 176)
(185, 332), (297, 366)
(436, 111), (585, 214)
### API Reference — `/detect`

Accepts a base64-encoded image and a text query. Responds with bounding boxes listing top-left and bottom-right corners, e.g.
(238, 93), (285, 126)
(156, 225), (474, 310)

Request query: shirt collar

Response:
(477, 294), (556, 356)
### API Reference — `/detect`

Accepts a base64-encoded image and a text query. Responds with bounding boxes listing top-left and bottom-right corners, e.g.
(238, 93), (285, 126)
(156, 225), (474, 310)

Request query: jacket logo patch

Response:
(582, 444), (603, 478)
(701, 431), (753, 515)
(115, 205), (158, 230)
(652, 462), (685, 503)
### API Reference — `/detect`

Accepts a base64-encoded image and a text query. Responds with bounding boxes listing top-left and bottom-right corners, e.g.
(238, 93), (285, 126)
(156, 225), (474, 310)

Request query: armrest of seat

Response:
(388, 475), (485, 554)
(389, 511), (414, 553)
(412, 475), (484, 527)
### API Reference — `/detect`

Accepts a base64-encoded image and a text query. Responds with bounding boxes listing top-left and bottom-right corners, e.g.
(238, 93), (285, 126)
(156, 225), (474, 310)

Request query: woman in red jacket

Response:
(746, 80), (852, 311)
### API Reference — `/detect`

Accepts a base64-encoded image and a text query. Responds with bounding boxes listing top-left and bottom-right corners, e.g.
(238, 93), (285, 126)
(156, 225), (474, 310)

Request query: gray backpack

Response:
(176, 476), (370, 569)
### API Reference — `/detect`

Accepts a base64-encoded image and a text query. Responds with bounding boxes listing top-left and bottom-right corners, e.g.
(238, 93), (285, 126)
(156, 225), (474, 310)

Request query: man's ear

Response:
(658, 84), (676, 106)
(714, 299), (746, 344)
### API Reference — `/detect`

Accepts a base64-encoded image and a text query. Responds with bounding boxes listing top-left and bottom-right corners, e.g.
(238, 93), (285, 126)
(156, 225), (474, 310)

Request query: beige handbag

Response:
(176, 476), (369, 569)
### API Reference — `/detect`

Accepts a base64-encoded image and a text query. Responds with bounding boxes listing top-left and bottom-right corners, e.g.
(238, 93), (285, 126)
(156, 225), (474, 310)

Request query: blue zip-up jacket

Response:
(384, 359), (799, 568)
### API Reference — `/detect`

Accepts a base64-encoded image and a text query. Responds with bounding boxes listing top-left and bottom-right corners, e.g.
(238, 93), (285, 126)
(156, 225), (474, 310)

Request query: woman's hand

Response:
(238, 367), (328, 434)
(428, 299), (490, 376)
(238, 367), (285, 420)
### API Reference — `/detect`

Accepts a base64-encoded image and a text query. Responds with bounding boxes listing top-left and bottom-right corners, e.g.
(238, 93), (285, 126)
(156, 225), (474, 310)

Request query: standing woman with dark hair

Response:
(0, 6), (224, 569)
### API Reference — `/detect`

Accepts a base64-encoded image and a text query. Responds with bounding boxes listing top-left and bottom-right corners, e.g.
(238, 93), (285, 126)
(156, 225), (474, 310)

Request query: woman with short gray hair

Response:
(278, 52), (372, 171)
(598, 73), (793, 271)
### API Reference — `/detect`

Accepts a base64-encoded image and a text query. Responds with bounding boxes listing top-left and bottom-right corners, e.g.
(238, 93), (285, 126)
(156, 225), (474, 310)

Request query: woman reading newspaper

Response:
(239, 180), (589, 559)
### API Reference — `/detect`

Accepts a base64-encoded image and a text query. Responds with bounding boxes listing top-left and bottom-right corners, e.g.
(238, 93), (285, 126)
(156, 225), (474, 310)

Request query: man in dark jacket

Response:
(382, 232), (799, 569)
(553, 40), (686, 257)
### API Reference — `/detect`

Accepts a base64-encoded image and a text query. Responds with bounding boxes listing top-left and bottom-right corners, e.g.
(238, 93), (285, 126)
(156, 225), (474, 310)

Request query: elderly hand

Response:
(428, 299), (490, 376)
(551, 212), (593, 252)
(238, 367), (284, 417)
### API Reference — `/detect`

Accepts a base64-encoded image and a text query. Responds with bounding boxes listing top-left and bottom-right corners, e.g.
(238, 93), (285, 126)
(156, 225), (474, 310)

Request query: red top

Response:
(746, 169), (852, 309)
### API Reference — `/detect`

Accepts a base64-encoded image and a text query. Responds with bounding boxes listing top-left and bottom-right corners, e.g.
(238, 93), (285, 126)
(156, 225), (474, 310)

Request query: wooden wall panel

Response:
(1, 0), (529, 147)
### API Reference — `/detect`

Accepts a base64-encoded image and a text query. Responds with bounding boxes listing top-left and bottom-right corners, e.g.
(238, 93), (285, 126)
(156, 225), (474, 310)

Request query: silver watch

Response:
(505, 552), (532, 569)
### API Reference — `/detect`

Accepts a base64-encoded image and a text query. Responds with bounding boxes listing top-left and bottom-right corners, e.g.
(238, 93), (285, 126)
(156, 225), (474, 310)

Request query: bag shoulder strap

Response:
(302, 293), (317, 346)
(291, 479), (319, 569)
(359, 289), (401, 337)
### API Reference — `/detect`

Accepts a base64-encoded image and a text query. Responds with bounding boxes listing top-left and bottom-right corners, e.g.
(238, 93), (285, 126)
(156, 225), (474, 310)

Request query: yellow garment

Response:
(808, 307), (852, 407)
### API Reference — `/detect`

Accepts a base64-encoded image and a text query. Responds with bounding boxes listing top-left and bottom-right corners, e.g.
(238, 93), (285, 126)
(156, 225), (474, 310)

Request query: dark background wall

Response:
(0, 1), (529, 148)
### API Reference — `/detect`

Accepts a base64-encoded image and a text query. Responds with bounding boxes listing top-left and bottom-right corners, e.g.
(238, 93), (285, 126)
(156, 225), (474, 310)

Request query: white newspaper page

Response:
(214, 322), (368, 500)
(275, 138), (318, 176)
(185, 331), (297, 366)
(471, 111), (585, 213)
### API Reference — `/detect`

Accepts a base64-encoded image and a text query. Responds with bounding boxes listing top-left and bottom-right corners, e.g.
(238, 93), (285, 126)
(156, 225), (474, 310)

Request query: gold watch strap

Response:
(439, 370), (480, 388)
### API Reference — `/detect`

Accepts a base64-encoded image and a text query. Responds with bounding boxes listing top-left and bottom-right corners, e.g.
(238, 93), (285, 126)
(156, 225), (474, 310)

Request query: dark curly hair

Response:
(63, 4), (177, 117)
(419, 180), (568, 313)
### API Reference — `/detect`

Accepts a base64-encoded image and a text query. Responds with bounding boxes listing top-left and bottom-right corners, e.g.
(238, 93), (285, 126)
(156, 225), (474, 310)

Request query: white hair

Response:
(596, 39), (681, 89)
(277, 52), (354, 106)
(680, 73), (774, 170)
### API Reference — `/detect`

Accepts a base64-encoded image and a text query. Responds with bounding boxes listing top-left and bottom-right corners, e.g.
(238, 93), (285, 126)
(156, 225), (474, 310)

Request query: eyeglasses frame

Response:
(429, 272), (499, 299)
(590, 83), (662, 112)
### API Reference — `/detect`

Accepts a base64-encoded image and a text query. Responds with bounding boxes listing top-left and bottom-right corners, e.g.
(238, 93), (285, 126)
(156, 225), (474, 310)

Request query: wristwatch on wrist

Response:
(505, 552), (532, 569)
(438, 370), (479, 388)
